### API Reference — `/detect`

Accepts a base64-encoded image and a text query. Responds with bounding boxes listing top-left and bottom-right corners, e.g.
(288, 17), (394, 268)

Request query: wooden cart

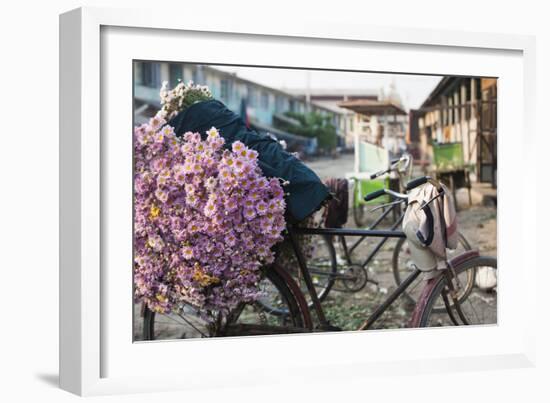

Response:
(432, 142), (472, 208)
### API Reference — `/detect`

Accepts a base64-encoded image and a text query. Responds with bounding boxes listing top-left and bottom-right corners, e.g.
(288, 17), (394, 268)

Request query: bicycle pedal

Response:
(367, 278), (379, 286)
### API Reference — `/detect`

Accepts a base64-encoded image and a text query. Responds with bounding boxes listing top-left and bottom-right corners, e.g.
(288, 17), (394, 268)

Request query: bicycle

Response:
(259, 154), (418, 310)
(340, 155), (474, 310)
(280, 154), (473, 310)
(139, 176), (497, 339)
(352, 153), (413, 228)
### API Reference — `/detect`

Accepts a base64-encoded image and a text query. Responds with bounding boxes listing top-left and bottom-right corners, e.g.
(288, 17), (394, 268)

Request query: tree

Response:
(276, 111), (337, 152)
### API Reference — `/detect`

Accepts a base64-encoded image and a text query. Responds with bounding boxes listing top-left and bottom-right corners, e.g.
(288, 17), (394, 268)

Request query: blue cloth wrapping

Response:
(168, 100), (330, 222)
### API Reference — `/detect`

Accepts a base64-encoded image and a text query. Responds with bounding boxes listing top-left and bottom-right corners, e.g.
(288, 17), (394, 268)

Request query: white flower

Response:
(206, 127), (219, 138)
(205, 176), (217, 190)
(158, 80), (213, 118)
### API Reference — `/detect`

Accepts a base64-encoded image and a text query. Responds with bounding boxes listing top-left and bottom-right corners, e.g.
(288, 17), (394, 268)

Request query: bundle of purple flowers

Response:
(133, 113), (287, 317)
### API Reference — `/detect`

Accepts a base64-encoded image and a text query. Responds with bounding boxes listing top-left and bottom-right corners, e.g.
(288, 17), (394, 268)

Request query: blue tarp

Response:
(168, 100), (330, 222)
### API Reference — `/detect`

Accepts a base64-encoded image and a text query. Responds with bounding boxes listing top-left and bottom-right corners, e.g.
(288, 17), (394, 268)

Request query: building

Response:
(291, 83), (409, 156)
(338, 99), (408, 158)
(288, 88), (379, 149)
(409, 77), (497, 185)
(133, 62), (348, 155)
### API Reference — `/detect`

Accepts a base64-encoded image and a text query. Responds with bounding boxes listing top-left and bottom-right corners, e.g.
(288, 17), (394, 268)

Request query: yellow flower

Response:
(149, 204), (161, 219)
(192, 265), (220, 287)
(152, 304), (166, 314)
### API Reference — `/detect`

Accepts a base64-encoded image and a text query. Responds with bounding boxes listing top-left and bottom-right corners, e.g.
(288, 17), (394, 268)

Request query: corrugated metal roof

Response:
(286, 88), (378, 97)
(338, 99), (407, 116)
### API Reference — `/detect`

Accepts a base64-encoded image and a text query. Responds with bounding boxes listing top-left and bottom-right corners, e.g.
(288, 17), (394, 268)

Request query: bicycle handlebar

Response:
(364, 189), (387, 202)
(405, 176), (429, 191)
(369, 154), (412, 180)
(369, 168), (390, 180)
(364, 188), (408, 202)
(363, 175), (444, 210)
(405, 176), (443, 192)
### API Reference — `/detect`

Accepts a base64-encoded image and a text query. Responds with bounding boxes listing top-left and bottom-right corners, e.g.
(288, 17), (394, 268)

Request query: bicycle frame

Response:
(289, 224), (422, 330)
(344, 202), (405, 268)
(347, 156), (411, 269)
(271, 175), (477, 332)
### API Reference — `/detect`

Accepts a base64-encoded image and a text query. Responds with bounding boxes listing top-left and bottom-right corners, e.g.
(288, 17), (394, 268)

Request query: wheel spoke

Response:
(418, 256), (497, 328)
(176, 312), (208, 337)
(465, 295), (481, 323)
(155, 313), (189, 327)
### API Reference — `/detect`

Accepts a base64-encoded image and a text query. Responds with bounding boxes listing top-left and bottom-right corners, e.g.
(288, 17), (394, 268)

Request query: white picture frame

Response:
(59, 6), (537, 396)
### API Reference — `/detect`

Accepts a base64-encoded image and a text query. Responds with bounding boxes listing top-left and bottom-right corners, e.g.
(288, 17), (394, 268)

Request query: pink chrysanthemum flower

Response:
(231, 141), (245, 153)
(204, 200), (217, 217)
(256, 201), (268, 215)
(181, 246), (194, 260)
(243, 207), (257, 220)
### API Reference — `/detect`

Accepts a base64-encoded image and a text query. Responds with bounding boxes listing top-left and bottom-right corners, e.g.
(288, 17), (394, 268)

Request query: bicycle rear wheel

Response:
(260, 234), (336, 315)
(141, 266), (308, 340)
(417, 255), (497, 327)
(299, 234), (337, 304)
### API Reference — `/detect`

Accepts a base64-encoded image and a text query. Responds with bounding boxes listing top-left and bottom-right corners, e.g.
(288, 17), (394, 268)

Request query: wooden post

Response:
(383, 108), (388, 151)
(454, 88), (462, 142)
(460, 82), (468, 162)
(393, 111), (397, 154)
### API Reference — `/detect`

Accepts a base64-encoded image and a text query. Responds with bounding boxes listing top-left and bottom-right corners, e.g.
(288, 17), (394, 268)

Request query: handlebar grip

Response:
(405, 176), (430, 191)
(390, 158), (400, 165)
(364, 189), (386, 202)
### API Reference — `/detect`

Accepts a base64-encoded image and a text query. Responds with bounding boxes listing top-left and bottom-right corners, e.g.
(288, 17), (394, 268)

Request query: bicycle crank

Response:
(334, 264), (369, 292)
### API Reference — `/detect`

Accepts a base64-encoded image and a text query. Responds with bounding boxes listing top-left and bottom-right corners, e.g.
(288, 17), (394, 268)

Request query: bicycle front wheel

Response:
(392, 232), (473, 312)
(418, 255), (497, 327)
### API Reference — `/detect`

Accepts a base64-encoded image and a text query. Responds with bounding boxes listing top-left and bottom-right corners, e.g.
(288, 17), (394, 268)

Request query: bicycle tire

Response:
(353, 204), (369, 228)
(352, 181), (369, 227)
(260, 234), (337, 316)
(306, 234), (337, 303)
(142, 266), (308, 340)
(392, 232), (473, 312)
(417, 255), (497, 327)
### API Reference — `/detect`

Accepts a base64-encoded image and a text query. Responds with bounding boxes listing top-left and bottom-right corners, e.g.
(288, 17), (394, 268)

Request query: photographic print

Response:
(132, 62), (497, 341)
